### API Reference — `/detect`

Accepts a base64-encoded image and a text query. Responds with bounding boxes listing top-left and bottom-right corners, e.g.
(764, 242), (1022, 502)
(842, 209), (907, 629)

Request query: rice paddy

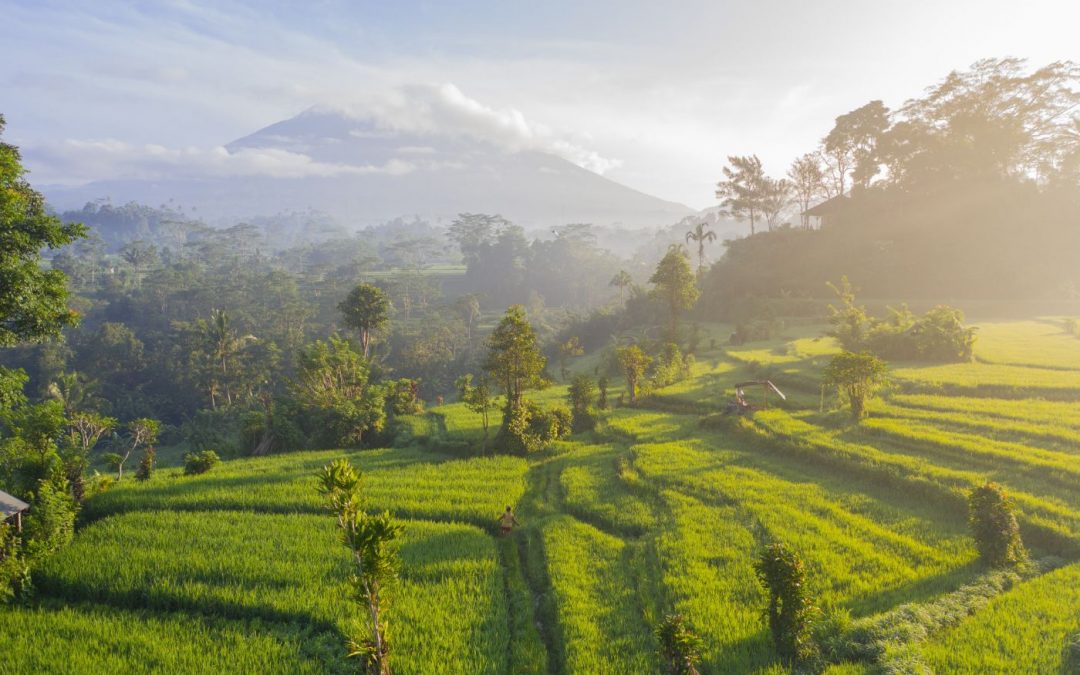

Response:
(4, 317), (1078, 672)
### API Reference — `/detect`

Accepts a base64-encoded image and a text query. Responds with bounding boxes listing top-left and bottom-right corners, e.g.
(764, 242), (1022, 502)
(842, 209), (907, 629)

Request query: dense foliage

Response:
(968, 482), (1027, 568)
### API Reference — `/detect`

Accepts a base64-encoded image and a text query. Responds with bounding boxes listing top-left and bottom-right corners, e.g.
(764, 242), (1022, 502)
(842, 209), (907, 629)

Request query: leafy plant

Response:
(656, 613), (704, 674)
(317, 459), (403, 674)
(968, 482), (1027, 567)
(755, 542), (817, 664)
(823, 351), (888, 420)
(183, 449), (221, 476)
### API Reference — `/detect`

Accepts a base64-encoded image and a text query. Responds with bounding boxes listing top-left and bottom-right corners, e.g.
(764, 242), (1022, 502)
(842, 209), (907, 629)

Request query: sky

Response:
(3, 0), (1079, 209)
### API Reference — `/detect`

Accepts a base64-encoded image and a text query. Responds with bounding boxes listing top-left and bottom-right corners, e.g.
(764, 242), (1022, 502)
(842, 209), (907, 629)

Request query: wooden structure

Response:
(0, 490), (29, 533)
(727, 380), (787, 415)
(802, 195), (848, 228)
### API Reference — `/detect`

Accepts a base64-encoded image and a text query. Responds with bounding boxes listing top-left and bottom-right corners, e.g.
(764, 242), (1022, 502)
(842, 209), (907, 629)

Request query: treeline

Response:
(701, 58), (1080, 313)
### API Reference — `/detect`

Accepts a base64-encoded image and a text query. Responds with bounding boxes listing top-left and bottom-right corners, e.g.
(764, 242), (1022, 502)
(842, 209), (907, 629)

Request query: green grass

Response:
(35, 511), (509, 674)
(923, 562), (1080, 673)
(973, 319), (1080, 370)
(538, 515), (657, 672)
(0, 603), (339, 674)
(14, 317), (1080, 673)
(83, 447), (527, 529)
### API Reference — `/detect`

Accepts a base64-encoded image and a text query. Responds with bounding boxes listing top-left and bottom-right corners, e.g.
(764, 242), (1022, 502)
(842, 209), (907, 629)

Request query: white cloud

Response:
(28, 139), (415, 184)
(312, 82), (622, 174)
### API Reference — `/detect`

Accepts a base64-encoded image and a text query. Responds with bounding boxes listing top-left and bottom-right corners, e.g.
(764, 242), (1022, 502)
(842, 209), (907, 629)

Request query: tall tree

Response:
(609, 270), (634, 302)
(760, 177), (793, 231)
(821, 100), (890, 195)
(716, 155), (766, 235)
(684, 223), (717, 273)
(616, 345), (651, 404)
(0, 114), (86, 347)
(483, 305), (546, 421)
(339, 283), (390, 358)
(787, 154), (825, 228)
(649, 246), (700, 342)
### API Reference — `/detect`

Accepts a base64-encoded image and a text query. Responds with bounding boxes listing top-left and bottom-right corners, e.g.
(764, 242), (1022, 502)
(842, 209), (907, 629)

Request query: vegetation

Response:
(755, 542), (817, 664)
(318, 459), (403, 672)
(656, 613), (705, 675)
(822, 351), (888, 420)
(3, 56), (1080, 673)
(183, 449), (221, 476)
(969, 482), (1027, 568)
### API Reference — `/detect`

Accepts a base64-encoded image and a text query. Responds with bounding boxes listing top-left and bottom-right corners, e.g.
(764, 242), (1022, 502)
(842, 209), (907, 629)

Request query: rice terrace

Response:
(3, 3), (1080, 674)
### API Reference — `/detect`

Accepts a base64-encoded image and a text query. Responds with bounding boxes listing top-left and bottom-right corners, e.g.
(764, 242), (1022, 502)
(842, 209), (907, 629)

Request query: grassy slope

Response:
(6, 318), (1080, 673)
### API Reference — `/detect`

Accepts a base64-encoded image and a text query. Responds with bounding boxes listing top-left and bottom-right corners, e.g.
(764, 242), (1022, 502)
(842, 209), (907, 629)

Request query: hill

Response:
(44, 108), (694, 229)
(4, 317), (1078, 673)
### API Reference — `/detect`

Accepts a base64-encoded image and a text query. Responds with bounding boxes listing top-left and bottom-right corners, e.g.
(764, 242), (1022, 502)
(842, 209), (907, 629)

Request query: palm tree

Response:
(609, 270), (634, 302)
(685, 222), (717, 273)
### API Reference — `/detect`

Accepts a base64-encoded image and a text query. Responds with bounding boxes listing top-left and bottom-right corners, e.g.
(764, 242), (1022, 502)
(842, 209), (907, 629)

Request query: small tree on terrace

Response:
(104, 418), (159, 481)
(969, 482), (1027, 567)
(755, 542), (817, 664)
(822, 351), (887, 421)
(339, 283), (390, 358)
(62, 411), (116, 501)
(455, 374), (498, 453)
(318, 459), (402, 674)
(656, 613), (704, 675)
(617, 345), (651, 404)
(567, 374), (598, 432)
(650, 246), (700, 343)
(483, 305), (546, 428)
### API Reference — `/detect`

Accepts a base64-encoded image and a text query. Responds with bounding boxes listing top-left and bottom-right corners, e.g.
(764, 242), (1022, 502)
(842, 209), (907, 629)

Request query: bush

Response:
(183, 450), (221, 476)
(567, 375), (598, 432)
(495, 401), (572, 455)
(755, 542), (817, 664)
(656, 613), (704, 675)
(135, 447), (155, 482)
(387, 378), (424, 416)
(969, 482), (1026, 567)
(822, 351), (888, 420)
(651, 343), (693, 389)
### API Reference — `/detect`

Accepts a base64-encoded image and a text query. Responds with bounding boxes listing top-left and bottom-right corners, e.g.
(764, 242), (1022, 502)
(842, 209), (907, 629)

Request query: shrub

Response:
(495, 401), (571, 454)
(968, 482), (1027, 567)
(135, 446), (155, 482)
(183, 450), (221, 476)
(567, 375), (598, 432)
(755, 542), (817, 664)
(0, 522), (28, 602)
(22, 476), (77, 561)
(387, 378), (424, 416)
(823, 351), (888, 420)
(656, 613), (704, 675)
(651, 343), (693, 389)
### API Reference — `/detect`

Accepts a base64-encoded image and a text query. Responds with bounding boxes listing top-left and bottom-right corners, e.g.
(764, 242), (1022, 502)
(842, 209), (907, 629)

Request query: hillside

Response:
(4, 318), (1078, 673)
(43, 108), (694, 229)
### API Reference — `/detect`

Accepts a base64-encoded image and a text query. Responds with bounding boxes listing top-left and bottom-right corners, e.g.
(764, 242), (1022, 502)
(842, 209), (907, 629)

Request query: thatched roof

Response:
(0, 490), (29, 520)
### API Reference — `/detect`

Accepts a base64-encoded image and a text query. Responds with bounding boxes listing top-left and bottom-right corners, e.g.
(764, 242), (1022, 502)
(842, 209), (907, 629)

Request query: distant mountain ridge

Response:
(45, 108), (693, 229)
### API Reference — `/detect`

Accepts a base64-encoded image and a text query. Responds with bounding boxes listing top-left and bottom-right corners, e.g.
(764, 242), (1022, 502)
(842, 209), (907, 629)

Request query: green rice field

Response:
(3, 317), (1078, 672)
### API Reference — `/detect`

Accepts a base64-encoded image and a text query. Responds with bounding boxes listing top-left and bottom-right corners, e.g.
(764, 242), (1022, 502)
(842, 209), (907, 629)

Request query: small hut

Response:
(726, 380), (787, 415)
(1, 490), (29, 533)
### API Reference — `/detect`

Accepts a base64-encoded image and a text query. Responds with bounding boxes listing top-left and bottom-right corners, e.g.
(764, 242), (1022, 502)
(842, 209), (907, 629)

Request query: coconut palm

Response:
(685, 222), (717, 273)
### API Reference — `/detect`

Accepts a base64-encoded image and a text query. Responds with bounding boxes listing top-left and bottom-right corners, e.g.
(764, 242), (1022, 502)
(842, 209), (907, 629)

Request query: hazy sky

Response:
(3, 0), (1079, 208)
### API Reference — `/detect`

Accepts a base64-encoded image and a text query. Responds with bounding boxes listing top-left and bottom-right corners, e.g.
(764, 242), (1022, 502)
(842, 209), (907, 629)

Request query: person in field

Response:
(499, 506), (520, 536)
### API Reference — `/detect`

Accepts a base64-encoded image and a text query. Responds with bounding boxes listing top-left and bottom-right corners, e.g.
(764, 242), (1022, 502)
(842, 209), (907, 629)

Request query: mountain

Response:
(44, 108), (694, 229)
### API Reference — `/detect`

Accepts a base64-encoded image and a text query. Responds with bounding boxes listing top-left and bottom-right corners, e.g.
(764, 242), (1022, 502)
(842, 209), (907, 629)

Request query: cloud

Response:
(313, 82), (621, 174)
(28, 139), (415, 184)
